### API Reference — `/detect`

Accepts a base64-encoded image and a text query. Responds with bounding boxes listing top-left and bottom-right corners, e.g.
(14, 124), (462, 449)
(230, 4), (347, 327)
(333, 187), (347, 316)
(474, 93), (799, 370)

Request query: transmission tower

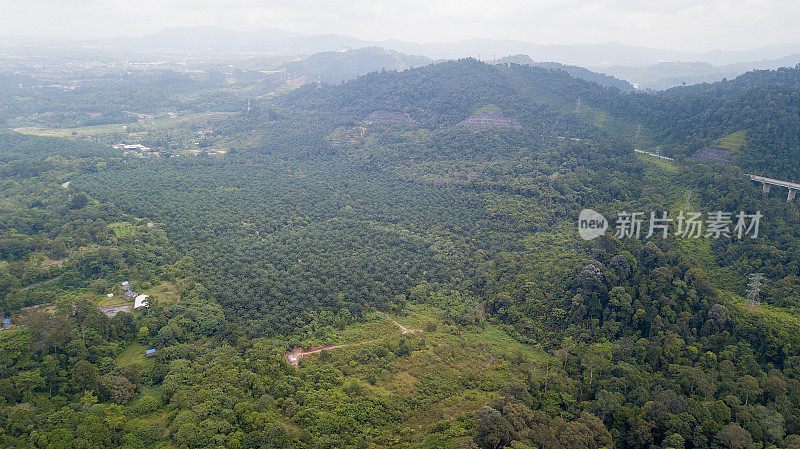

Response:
(575, 98), (582, 113)
(745, 273), (765, 309)
(635, 123), (642, 146)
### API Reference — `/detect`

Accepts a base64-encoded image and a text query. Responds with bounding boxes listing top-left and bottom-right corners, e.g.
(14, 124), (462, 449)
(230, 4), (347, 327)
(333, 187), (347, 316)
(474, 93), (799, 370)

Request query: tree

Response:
(714, 423), (753, 449)
(663, 433), (685, 449)
(70, 360), (98, 392)
(99, 374), (135, 403)
(737, 375), (762, 406)
(581, 343), (612, 391)
(475, 406), (514, 449)
(785, 435), (800, 449)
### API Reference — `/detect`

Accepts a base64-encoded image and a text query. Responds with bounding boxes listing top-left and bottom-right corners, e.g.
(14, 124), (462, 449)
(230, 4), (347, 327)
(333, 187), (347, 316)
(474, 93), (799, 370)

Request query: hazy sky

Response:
(2, 0), (799, 51)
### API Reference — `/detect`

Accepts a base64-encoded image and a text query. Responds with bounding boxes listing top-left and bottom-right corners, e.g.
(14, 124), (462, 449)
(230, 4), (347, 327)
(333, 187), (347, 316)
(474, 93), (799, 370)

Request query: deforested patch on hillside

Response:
(459, 106), (522, 130)
(363, 109), (413, 124)
(690, 145), (733, 164)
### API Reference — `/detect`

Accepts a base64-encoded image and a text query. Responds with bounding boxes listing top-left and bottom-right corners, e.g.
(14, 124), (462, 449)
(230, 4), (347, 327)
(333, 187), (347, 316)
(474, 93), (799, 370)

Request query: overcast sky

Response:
(1, 0), (799, 51)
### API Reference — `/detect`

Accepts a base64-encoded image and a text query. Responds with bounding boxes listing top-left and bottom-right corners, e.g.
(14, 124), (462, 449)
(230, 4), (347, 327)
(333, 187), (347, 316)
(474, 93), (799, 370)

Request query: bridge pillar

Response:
(762, 183), (771, 194)
(789, 189), (797, 202)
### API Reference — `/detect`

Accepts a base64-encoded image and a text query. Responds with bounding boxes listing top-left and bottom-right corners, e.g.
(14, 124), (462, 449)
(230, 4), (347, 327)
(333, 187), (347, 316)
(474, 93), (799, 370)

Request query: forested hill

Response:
(282, 47), (433, 84)
(231, 58), (637, 159)
(262, 60), (800, 180)
(273, 58), (613, 126)
(495, 54), (636, 92)
(657, 66), (800, 178)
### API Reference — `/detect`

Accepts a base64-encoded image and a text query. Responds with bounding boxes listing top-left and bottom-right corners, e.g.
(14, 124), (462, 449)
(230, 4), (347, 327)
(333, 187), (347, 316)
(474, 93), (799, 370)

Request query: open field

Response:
(714, 130), (747, 150)
(289, 305), (549, 444)
(140, 281), (182, 304)
(13, 111), (236, 139)
(116, 342), (149, 368)
(108, 222), (138, 238)
(13, 123), (129, 137)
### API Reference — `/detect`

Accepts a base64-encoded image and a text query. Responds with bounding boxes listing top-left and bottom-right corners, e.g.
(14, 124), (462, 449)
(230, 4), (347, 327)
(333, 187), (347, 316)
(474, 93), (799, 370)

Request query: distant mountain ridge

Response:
(127, 28), (800, 67)
(495, 55), (635, 91)
(602, 54), (800, 90)
(282, 47), (432, 84)
(4, 26), (799, 68)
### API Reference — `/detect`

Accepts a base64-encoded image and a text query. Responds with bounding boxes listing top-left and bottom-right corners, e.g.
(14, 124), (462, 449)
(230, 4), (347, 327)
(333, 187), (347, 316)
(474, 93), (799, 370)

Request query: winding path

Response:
(285, 312), (421, 367)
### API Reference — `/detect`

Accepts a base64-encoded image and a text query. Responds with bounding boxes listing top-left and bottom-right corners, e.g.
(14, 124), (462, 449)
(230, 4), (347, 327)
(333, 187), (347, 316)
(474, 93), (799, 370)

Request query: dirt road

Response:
(285, 312), (421, 367)
(380, 313), (421, 334)
(286, 339), (383, 367)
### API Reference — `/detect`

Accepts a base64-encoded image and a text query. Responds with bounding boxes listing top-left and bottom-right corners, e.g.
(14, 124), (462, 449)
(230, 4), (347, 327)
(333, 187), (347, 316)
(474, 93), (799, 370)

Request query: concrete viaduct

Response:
(749, 174), (800, 201)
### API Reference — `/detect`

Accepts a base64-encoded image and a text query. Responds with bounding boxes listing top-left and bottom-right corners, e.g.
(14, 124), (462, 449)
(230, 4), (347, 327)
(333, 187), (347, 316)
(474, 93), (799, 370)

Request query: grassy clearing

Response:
(13, 112), (235, 140)
(14, 123), (128, 138)
(290, 303), (552, 446)
(458, 324), (549, 363)
(723, 290), (800, 324)
(39, 258), (66, 269)
(138, 385), (164, 399)
(21, 303), (58, 315)
(638, 154), (747, 286)
(98, 293), (129, 308)
(142, 112), (236, 132)
(108, 222), (139, 238)
(336, 314), (399, 343)
(720, 290), (800, 352)
(299, 304), (547, 367)
(136, 409), (171, 429)
(141, 281), (181, 304)
(384, 303), (439, 329)
(574, 105), (661, 150)
(637, 152), (678, 174)
(715, 130), (747, 151)
(116, 343), (149, 368)
(299, 313), (400, 348)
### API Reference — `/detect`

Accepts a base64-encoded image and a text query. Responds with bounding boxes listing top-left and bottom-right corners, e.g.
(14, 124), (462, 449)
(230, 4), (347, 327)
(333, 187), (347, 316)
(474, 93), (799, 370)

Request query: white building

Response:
(134, 294), (149, 310)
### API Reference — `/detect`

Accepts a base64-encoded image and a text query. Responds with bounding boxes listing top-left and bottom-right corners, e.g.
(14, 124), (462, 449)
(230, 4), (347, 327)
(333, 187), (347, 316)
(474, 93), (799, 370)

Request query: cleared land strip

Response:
(285, 312), (421, 367)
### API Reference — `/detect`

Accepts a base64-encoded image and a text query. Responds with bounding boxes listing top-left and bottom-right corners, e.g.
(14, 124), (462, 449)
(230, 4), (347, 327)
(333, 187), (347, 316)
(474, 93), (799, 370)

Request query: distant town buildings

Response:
(112, 143), (161, 158)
